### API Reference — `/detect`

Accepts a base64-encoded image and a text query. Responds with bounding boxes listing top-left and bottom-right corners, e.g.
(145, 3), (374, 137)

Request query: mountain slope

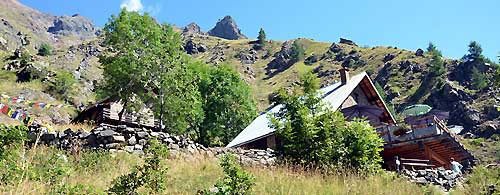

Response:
(0, 1), (498, 164)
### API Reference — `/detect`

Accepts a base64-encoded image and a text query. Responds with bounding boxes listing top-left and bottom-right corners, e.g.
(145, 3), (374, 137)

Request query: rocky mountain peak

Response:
(47, 15), (99, 37)
(208, 15), (246, 40)
(182, 22), (204, 35)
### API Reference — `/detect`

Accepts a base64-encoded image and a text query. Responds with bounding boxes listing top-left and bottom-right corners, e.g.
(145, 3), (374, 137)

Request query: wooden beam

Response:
(424, 144), (447, 166)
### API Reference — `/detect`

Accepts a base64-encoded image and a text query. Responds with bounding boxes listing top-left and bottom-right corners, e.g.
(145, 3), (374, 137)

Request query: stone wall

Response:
(400, 168), (463, 191)
(27, 123), (277, 166)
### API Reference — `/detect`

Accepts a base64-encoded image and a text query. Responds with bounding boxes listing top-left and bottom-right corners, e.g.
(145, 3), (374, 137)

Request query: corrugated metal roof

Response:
(226, 72), (368, 148)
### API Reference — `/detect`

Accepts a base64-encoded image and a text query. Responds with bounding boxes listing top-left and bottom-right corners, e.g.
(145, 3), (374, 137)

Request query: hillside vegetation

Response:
(0, 1), (499, 194)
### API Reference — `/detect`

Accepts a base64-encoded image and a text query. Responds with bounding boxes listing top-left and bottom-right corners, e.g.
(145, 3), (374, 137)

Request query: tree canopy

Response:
(270, 72), (383, 172)
(99, 9), (202, 134)
(191, 63), (257, 146)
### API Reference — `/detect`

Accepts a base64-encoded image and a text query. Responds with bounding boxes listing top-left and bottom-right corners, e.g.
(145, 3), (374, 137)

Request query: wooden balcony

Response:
(377, 115), (474, 169)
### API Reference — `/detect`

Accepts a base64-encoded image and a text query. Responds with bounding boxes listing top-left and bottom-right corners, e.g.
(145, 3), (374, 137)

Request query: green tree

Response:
(471, 67), (488, 90)
(290, 40), (305, 63)
(467, 41), (483, 60)
(270, 72), (383, 172)
(257, 28), (266, 46)
(38, 43), (52, 56)
(193, 63), (257, 146)
(99, 9), (202, 133)
(429, 47), (446, 77)
(426, 42), (442, 56)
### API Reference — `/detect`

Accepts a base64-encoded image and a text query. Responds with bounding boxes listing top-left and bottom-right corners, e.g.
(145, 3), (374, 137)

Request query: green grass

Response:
(0, 146), (445, 195)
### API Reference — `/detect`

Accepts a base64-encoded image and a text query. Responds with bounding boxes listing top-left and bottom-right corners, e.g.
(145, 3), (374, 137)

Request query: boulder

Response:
(416, 48), (424, 56)
(383, 53), (395, 62)
(112, 136), (126, 143)
(207, 16), (247, 40)
(339, 38), (357, 46)
(99, 130), (115, 137)
(328, 43), (342, 53)
(304, 55), (318, 65)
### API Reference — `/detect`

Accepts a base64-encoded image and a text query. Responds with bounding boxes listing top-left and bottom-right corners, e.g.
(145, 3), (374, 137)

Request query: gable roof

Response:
(226, 71), (396, 148)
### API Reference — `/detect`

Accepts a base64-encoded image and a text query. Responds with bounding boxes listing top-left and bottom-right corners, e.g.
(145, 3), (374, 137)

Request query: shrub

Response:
(270, 72), (383, 172)
(19, 50), (32, 65)
(203, 154), (255, 195)
(0, 125), (27, 160)
(108, 138), (169, 194)
(38, 43), (52, 56)
(47, 71), (77, 100)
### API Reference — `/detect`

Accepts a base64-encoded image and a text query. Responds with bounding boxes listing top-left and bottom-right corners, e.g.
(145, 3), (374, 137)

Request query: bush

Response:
(203, 154), (255, 195)
(270, 72), (383, 172)
(47, 71), (77, 100)
(38, 43), (52, 56)
(108, 138), (169, 194)
(0, 125), (27, 160)
(19, 50), (32, 65)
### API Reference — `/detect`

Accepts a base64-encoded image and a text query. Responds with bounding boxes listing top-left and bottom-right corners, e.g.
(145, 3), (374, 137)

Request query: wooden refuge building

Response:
(227, 69), (474, 170)
(72, 97), (157, 129)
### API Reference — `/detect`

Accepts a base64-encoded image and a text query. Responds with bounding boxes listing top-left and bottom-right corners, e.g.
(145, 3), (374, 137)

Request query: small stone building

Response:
(72, 97), (157, 129)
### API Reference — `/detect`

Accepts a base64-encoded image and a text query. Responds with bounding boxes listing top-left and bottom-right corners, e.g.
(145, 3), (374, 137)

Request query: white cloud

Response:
(145, 3), (162, 16)
(120, 0), (144, 12)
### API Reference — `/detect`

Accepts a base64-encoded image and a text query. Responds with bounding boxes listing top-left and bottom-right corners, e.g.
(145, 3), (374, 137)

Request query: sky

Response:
(19, 0), (499, 61)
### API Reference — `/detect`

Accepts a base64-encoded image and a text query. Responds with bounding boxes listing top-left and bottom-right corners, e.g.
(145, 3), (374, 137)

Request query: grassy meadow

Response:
(0, 145), (448, 195)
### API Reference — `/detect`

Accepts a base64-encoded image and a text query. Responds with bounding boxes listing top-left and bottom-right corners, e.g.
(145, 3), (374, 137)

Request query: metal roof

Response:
(226, 72), (370, 148)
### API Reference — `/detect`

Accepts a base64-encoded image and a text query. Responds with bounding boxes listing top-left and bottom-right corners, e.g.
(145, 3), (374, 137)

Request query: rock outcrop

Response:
(208, 16), (247, 40)
(339, 38), (357, 46)
(47, 15), (99, 37)
(266, 40), (294, 76)
(182, 22), (204, 36)
(184, 39), (207, 54)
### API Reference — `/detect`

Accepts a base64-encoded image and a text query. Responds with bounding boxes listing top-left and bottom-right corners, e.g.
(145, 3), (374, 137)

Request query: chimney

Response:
(340, 67), (350, 85)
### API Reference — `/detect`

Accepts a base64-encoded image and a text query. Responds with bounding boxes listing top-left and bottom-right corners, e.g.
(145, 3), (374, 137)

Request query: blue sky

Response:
(20, 0), (499, 61)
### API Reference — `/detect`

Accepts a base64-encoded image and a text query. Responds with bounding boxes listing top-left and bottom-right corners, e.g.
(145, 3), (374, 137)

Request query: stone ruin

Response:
(26, 123), (277, 166)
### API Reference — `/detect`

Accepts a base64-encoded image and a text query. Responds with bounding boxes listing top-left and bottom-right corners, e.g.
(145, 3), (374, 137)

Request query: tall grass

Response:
(0, 146), (444, 195)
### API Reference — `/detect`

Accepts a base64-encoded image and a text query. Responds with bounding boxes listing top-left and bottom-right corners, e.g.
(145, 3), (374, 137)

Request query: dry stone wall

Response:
(27, 123), (277, 166)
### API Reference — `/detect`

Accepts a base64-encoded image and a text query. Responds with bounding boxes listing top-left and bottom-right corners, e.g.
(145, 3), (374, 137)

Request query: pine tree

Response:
(257, 28), (266, 46)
